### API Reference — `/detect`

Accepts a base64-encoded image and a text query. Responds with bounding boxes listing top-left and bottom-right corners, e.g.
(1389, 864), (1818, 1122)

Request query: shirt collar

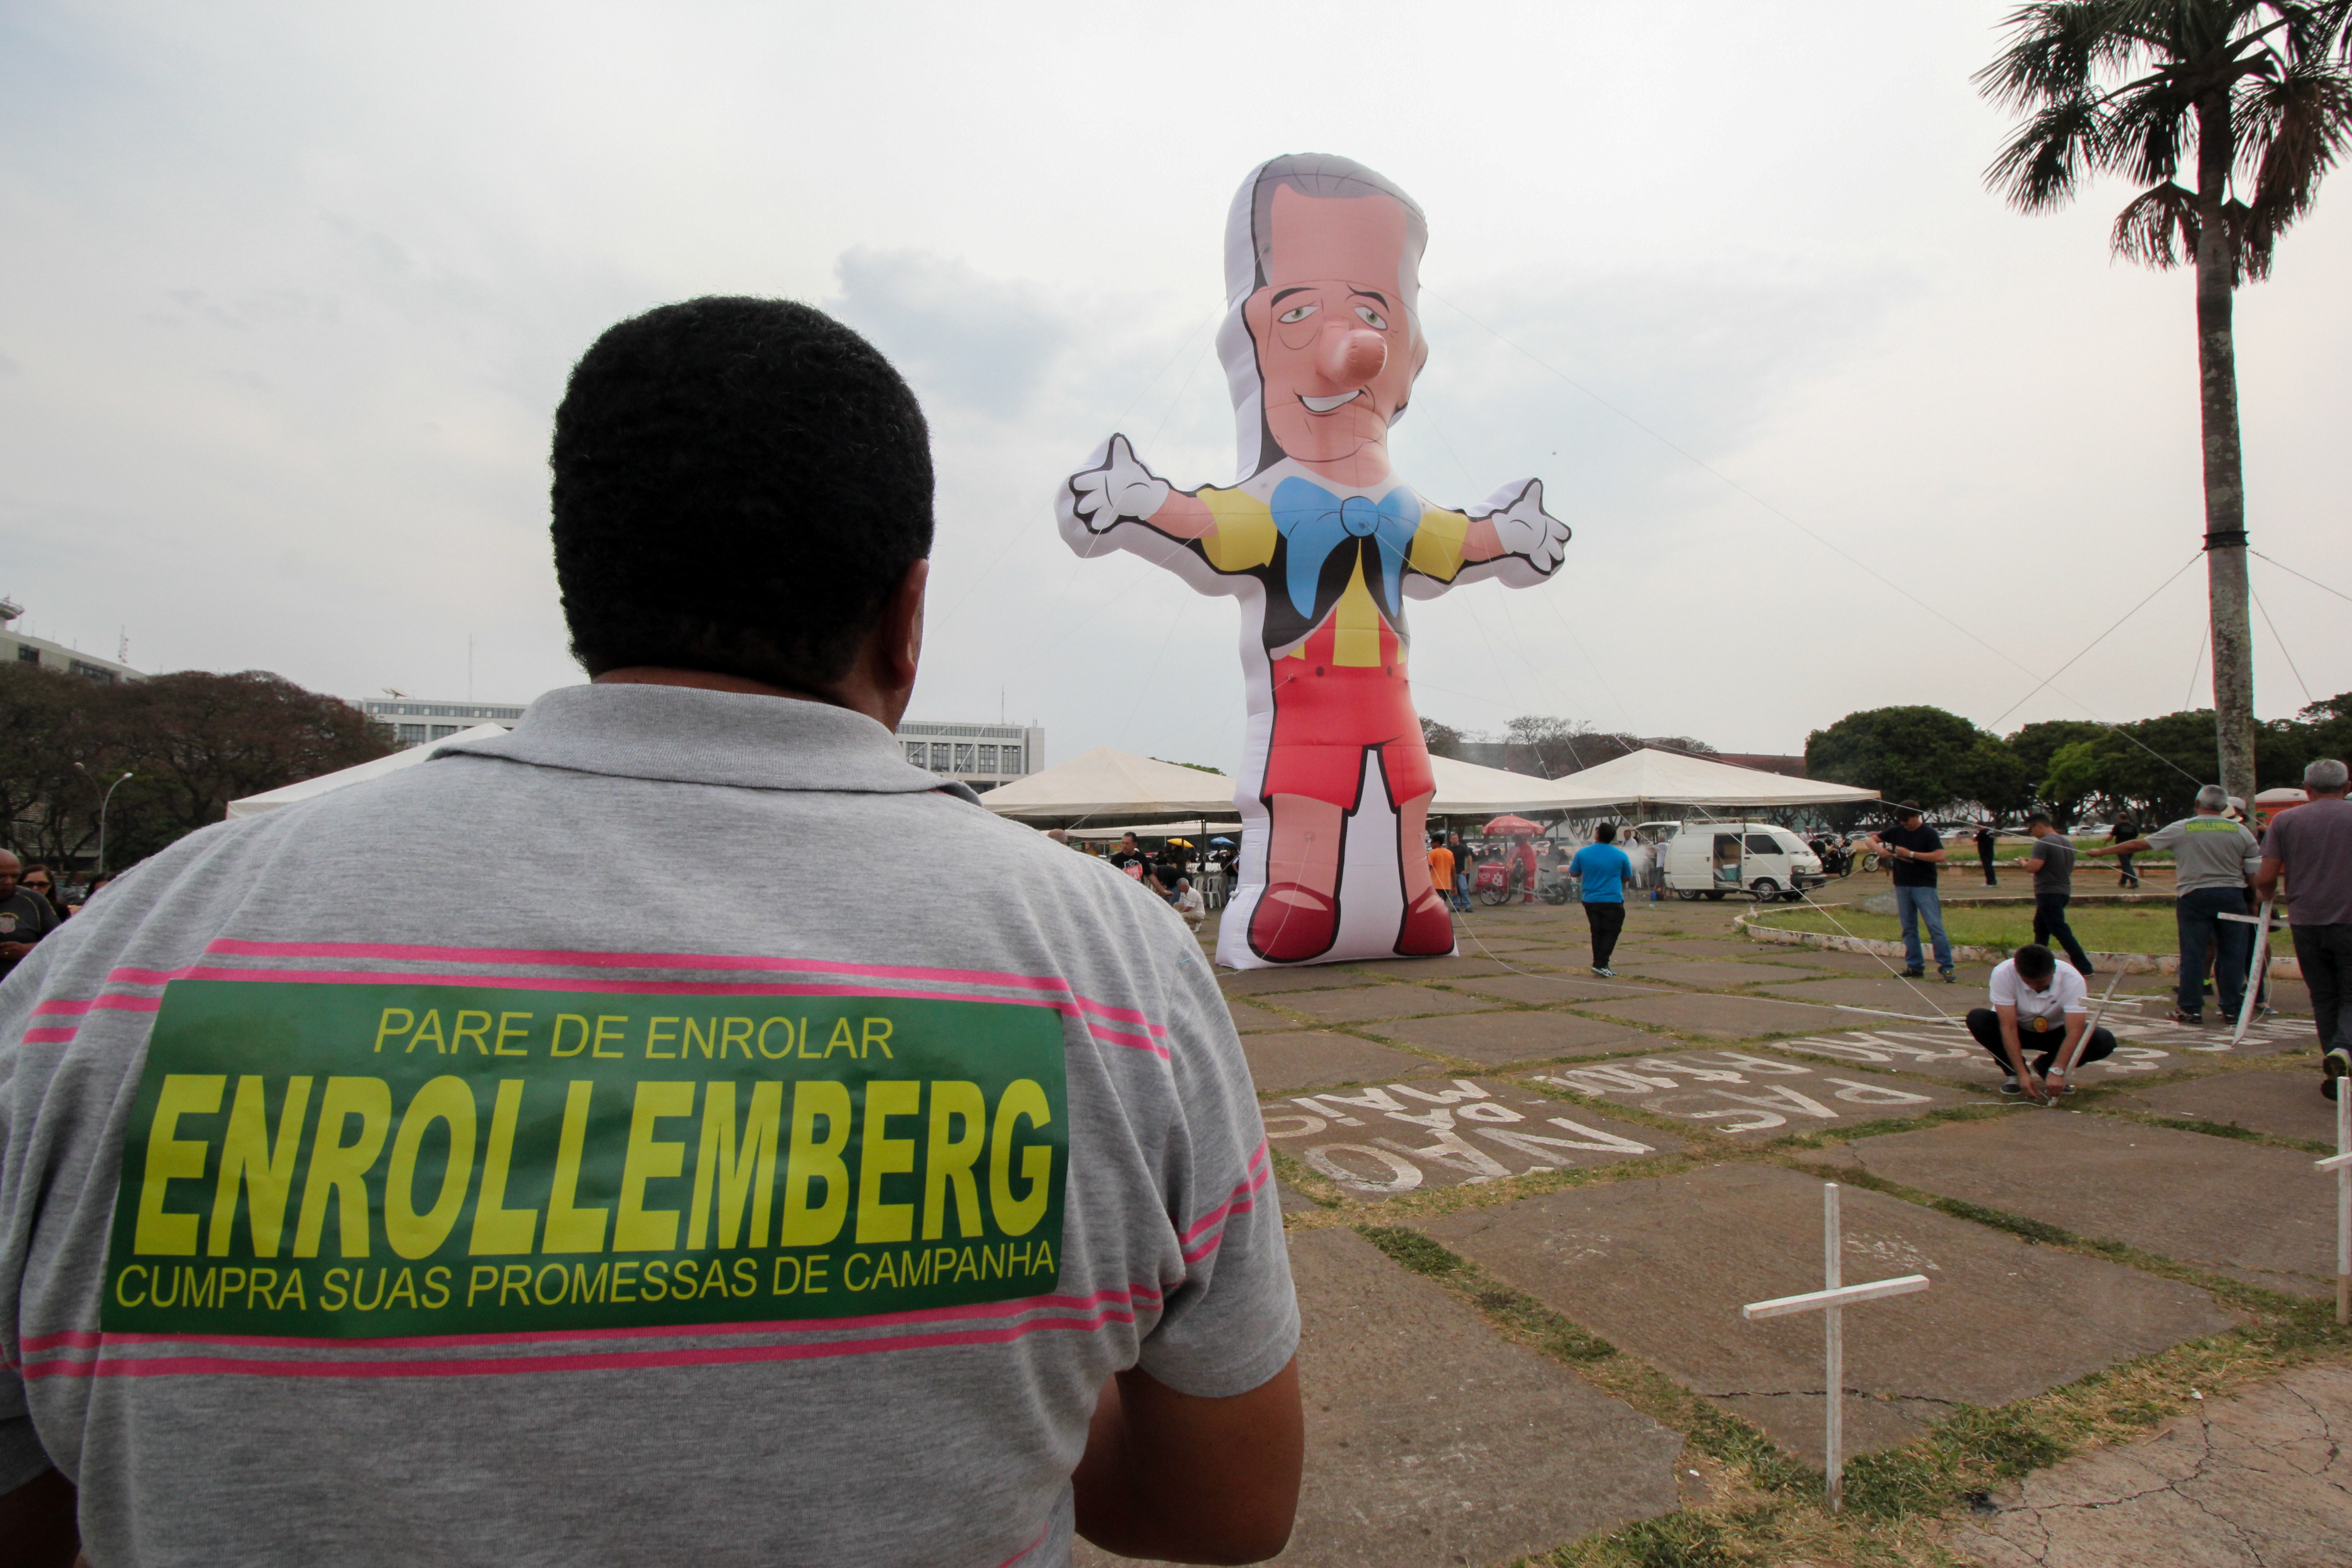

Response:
(436, 683), (980, 802)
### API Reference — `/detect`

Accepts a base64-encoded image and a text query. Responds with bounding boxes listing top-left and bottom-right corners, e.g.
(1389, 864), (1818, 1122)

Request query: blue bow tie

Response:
(1269, 478), (1419, 621)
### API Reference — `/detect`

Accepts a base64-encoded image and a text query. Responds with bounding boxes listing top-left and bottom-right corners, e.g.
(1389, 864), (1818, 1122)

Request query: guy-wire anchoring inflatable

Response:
(1057, 153), (1573, 969)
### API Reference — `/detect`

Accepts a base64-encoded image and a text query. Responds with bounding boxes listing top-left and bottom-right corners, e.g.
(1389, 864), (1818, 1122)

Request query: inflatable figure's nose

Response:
(1323, 327), (1387, 384)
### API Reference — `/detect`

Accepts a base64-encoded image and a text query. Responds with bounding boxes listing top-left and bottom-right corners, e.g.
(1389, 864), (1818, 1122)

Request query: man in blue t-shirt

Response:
(1569, 823), (1635, 977)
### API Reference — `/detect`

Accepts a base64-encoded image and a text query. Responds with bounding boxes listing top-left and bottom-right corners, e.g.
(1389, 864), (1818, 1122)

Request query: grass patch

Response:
(1754, 902), (2180, 953)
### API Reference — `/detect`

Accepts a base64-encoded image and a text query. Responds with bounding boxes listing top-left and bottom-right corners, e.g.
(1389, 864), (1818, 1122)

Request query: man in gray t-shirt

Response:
(2092, 786), (2259, 1024)
(2017, 816), (2094, 975)
(0, 300), (1302, 1566)
(2257, 759), (2352, 1098)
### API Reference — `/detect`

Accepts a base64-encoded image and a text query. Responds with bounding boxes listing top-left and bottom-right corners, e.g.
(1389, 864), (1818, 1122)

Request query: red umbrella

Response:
(1483, 814), (1542, 836)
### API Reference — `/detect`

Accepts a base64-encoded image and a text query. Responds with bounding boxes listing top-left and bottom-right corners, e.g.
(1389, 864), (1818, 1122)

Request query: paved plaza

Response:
(1170, 870), (2348, 1566)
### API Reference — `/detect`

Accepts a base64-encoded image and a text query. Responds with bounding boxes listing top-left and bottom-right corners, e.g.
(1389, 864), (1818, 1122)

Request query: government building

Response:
(894, 720), (1044, 794)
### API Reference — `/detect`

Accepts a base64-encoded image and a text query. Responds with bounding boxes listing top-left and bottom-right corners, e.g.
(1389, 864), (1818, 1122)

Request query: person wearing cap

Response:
(1863, 804), (1954, 982)
(2090, 784), (2258, 1024)
(2256, 758), (2352, 1099)
(1968, 942), (2117, 1100)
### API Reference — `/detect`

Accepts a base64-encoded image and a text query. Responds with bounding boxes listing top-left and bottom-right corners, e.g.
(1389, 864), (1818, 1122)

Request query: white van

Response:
(1658, 820), (1827, 902)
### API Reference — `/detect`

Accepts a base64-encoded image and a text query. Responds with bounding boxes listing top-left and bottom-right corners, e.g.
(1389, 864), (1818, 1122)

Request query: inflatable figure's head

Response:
(1217, 154), (1429, 478)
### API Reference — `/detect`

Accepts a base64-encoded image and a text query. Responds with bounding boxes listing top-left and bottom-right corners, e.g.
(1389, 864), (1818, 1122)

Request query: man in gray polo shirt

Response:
(2091, 784), (2259, 1024)
(2258, 759), (2352, 1099)
(0, 299), (1302, 1566)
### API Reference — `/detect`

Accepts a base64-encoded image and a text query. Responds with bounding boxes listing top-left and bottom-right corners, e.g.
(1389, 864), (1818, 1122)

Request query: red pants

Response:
(1260, 632), (1432, 810)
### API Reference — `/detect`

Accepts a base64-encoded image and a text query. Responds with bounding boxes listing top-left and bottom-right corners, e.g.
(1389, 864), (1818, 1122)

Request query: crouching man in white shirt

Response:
(1968, 943), (2117, 1101)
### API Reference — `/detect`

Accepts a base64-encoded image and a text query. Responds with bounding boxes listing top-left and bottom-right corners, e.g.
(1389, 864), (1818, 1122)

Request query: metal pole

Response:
(2233, 897), (2274, 1045)
(97, 771), (133, 875)
(2338, 1092), (2348, 1328)
(1824, 1181), (1843, 1513)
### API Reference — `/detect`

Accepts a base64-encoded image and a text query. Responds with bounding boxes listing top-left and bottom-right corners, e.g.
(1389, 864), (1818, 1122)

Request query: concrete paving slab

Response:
(2114, 1068), (2340, 1143)
(1738, 946), (1932, 976)
(1529, 1048), (1989, 1136)
(1959, 1364), (2352, 1568)
(1335, 956), (1513, 980)
(1452, 946), (1609, 969)
(1446, 973), (1671, 1006)
(1224, 999), (1300, 1034)
(1568, 992), (1845, 1040)
(1645, 939), (1804, 960)
(1241, 1032), (1442, 1097)
(1421, 1164), (2230, 1463)
(1841, 1113), (2342, 1297)
(1369, 1010), (1654, 1067)
(1263, 1078), (1683, 1201)
(1220, 965), (1382, 995)
(1279, 986), (1508, 1025)
(1611, 959), (1827, 987)
(1070, 1226), (1681, 1568)
(1753, 976), (1983, 1011)
(1759, 1024), (2184, 1089)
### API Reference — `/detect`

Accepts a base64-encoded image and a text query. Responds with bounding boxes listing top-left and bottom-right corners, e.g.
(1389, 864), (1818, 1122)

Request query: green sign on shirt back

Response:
(103, 980), (1069, 1338)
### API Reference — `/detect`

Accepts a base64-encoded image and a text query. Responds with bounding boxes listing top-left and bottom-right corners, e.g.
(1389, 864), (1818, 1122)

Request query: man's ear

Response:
(873, 558), (929, 727)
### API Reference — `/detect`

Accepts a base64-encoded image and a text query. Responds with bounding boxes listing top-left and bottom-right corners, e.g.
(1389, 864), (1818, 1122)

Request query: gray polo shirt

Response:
(0, 684), (1294, 1568)
(2144, 813), (2260, 896)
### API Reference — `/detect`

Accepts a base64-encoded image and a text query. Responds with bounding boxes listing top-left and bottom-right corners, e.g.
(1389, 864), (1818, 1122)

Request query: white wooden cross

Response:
(1740, 1182), (1930, 1512)
(2220, 898), (2289, 1044)
(2320, 1091), (2351, 1326)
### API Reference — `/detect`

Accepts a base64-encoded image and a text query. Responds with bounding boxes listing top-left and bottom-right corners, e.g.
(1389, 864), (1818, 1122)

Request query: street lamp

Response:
(73, 764), (135, 875)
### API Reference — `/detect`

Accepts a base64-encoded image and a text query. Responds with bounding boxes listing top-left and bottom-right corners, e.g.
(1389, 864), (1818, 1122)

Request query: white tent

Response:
(1063, 821), (1245, 842)
(1427, 755), (1589, 815)
(981, 748), (1236, 820)
(225, 725), (510, 818)
(1534, 748), (1877, 812)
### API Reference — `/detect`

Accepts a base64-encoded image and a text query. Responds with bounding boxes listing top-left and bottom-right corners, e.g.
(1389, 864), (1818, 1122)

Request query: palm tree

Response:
(1977, 3), (2352, 803)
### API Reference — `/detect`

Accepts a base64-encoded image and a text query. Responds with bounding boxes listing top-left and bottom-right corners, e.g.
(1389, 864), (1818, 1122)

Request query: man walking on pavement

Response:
(1569, 822), (1634, 977)
(2255, 759), (2352, 1099)
(1975, 823), (1999, 887)
(2018, 813), (2095, 977)
(2089, 785), (2257, 1024)
(1866, 804), (1954, 982)
(1446, 832), (1472, 912)
(2109, 814), (2141, 888)
(1426, 835), (1456, 920)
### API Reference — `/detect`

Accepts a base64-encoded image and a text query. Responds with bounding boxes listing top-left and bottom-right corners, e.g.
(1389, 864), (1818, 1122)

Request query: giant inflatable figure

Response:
(1057, 153), (1572, 969)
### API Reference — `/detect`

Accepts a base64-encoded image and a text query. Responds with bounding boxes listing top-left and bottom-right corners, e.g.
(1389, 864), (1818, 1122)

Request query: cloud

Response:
(828, 248), (1072, 420)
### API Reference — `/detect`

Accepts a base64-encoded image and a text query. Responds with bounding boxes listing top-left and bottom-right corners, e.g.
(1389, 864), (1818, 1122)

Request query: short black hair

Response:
(2026, 813), (2053, 828)
(550, 297), (934, 690)
(2014, 943), (2056, 981)
(1595, 822), (1617, 843)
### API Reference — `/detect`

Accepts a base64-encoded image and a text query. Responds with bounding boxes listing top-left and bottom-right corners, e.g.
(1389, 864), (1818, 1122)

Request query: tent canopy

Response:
(981, 748), (1235, 820)
(1061, 820), (1245, 842)
(1537, 748), (1878, 811)
(225, 725), (510, 818)
(1426, 755), (1583, 814)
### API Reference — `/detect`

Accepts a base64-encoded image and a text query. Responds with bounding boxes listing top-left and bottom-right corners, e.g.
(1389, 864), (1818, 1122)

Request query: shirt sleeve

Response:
(1133, 941), (1298, 1398)
(2146, 820), (2185, 851)
(1193, 488), (1279, 573)
(1407, 507), (1473, 583)
(2059, 968), (2089, 1013)
(1988, 965), (2018, 1009)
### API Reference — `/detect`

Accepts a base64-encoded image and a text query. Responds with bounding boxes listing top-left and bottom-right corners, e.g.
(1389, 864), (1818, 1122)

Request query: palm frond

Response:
(1989, 96), (2115, 207)
(2237, 56), (2352, 233)
(1975, 2), (2152, 108)
(2226, 196), (2278, 278)
(2109, 180), (2201, 267)
(2107, 84), (2197, 180)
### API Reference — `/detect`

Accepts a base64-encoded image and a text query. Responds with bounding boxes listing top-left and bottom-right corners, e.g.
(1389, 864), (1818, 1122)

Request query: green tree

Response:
(1979, 2), (2352, 806)
(1805, 706), (1991, 810)
(2008, 719), (2106, 787)
(1419, 717), (1466, 759)
(2040, 740), (2107, 825)
(1959, 735), (2037, 820)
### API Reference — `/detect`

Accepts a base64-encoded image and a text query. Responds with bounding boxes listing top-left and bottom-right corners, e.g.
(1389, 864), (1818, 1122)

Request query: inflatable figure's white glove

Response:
(1485, 479), (1571, 574)
(1065, 433), (1171, 534)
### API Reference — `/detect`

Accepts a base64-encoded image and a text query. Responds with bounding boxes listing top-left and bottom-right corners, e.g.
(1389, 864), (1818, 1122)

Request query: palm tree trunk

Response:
(2194, 93), (2257, 802)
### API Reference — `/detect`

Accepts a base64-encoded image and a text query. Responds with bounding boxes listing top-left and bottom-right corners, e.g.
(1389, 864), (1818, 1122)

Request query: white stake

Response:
(2227, 899), (2281, 1045)
(1740, 1183), (1930, 1512)
(2054, 970), (2127, 1090)
(2324, 1093), (2352, 1327)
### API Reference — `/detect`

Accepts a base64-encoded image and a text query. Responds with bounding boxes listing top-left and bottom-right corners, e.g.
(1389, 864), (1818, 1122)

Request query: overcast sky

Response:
(4, 2), (2346, 772)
